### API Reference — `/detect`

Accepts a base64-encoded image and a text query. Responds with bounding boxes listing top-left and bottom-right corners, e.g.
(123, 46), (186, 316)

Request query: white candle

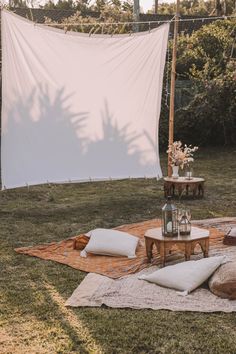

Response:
(167, 221), (173, 232)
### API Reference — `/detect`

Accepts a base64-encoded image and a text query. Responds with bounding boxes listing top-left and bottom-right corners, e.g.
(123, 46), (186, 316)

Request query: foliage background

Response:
(160, 19), (236, 149)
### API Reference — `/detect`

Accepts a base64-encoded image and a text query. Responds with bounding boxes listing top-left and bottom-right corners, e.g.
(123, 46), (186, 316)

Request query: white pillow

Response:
(139, 256), (227, 295)
(80, 228), (139, 259)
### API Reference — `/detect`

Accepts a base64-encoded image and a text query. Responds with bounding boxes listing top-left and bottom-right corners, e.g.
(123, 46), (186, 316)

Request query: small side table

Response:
(164, 177), (205, 198)
(144, 227), (209, 267)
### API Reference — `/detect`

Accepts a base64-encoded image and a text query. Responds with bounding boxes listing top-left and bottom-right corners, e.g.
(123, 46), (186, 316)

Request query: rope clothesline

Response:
(30, 15), (236, 27)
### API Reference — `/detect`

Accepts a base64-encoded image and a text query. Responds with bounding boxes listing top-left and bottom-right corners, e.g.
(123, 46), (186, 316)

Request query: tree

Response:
(91, 0), (107, 11)
(7, 0), (28, 7)
(44, 1), (133, 34)
(176, 20), (235, 80)
(122, 0), (133, 12)
(154, 0), (236, 15)
(174, 20), (236, 146)
(42, 0), (90, 11)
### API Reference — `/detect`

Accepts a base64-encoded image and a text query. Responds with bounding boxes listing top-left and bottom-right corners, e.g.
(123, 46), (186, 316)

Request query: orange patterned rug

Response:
(15, 218), (230, 279)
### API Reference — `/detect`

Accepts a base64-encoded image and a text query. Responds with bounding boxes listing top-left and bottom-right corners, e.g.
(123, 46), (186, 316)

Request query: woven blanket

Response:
(15, 217), (236, 279)
(65, 234), (236, 312)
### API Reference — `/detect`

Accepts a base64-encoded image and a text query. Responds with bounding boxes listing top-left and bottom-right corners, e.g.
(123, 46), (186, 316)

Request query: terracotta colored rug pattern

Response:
(15, 218), (235, 279)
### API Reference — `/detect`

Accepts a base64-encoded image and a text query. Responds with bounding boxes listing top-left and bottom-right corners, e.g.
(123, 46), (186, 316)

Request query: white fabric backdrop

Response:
(1, 10), (169, 189)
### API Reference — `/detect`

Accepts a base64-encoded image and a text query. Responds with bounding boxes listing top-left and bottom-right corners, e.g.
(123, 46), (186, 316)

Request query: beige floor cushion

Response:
(223, 227), (236, 245)
(80, 228), (139, 258)
(209, 261), (236, 300)
(139, 256), (226, 295)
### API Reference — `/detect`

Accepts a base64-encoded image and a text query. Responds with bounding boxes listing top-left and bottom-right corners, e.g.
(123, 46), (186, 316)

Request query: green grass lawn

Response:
(1, 147), (236, 354)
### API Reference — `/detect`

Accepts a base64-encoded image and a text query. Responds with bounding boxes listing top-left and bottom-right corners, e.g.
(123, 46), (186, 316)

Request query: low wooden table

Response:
(164, 177), (205, 198)
(144, 227), (209, 267)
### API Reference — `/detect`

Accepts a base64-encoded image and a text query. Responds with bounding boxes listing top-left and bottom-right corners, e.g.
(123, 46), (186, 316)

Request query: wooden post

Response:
(154, 0), (158, 14)
(133, 0), (140, 19)
(133, 0), (140, 32)
(168, 0), (180, 177)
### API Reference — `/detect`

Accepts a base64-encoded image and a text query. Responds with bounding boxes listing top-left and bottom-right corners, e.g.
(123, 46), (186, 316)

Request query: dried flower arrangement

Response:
(167, 141), (198, 169)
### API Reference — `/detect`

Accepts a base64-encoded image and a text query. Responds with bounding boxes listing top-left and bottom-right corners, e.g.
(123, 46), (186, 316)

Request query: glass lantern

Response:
(162, 196), (178, 237)
(179, 210), (191, 236)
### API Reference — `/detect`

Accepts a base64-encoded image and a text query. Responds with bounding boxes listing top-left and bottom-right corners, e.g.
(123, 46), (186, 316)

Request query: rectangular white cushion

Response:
(139, 256), (227, 295)
(80, 228), (139, 258)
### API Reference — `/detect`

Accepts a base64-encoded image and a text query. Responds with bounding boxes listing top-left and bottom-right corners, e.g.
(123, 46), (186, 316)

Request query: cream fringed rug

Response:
(66, 218), (236, 312)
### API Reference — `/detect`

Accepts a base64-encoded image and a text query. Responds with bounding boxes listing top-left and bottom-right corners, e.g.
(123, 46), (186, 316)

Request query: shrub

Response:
(162, 19), (236, 148)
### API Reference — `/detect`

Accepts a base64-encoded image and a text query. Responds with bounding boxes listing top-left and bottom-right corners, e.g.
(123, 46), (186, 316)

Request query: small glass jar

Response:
(179, 210), (191, 236)
(162, 196), (178, 237)
(185, 165), (193, 180)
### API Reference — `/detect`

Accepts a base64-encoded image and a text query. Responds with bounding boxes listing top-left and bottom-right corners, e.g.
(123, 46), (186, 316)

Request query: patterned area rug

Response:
(15, 217), (236, 279)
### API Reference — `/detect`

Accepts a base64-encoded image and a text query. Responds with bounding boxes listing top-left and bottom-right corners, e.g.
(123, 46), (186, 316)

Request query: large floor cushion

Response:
(209, 261), (236, 299)
(81, 228), (139, 258)
(223, 227), (236, 245)
(139, 256), (226, 295)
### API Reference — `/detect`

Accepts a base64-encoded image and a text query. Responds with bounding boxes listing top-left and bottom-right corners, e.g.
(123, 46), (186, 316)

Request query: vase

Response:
(172, 165), (179, 179)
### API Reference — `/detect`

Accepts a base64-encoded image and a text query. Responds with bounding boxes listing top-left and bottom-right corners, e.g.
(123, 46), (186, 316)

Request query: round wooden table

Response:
(164, 177), (205, 198)
(144, 226), (209, 267)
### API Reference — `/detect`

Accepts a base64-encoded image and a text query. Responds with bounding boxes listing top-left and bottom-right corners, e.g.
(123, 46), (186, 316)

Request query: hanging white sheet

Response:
(1, 10), (169, 189)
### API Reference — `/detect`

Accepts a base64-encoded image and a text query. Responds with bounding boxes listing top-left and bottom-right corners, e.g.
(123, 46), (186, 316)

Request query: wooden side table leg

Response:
(206, 238), (209, 257)
(199, 182), (204, 197)
(193, 186), (197, 198)
(172, 184), (175, 196)
(199, 239), (209, 258)
(145, 238), (154, 262)
(185, 243), (191, 261)
(178, 186), (182, 198)
(198, 183), (202, 197)
(186, 184), (189, 196)
(203, 239), (209, 258)
(159, 241), (165, 267)
(191, 242), (195, 255)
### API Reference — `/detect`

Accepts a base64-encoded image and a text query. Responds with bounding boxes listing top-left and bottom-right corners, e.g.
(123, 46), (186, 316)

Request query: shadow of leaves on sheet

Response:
(3, 88), (156, 187)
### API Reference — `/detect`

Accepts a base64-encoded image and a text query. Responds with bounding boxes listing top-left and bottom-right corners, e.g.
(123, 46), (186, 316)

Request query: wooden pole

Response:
(133, 0), (140, 32)
(168, 0), (180, 177)
(154, 0), (158, 13)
